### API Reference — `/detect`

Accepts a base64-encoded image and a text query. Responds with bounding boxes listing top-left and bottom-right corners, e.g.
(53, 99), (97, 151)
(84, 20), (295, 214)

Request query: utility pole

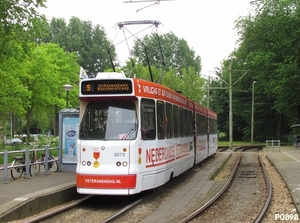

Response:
(208, 60), (249, 149)
(207, 76), (210, 109)
(251, 81), (257, 142)
(229, 60), (233, 150)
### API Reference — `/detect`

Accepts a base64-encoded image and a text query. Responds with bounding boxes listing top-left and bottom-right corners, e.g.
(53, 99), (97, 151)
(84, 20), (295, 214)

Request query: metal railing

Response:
(0, 147), (59, 183)
(266, 140), (281, 152)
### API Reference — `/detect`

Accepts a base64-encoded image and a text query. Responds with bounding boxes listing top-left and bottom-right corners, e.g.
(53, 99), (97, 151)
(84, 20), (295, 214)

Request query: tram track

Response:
(183, 149), (272, 223)
(22, 192), (150, 223)
(25, 195), (93, 223)
(9, 148), (297, 223)
(10, 155), (218, 223)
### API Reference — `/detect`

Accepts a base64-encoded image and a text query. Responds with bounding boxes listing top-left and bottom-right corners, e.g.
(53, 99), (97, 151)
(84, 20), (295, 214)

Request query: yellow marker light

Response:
(93, 161), (100, 168)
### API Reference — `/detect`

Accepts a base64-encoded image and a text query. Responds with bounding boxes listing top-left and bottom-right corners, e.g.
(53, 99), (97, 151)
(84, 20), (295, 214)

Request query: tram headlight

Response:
(122, 161), (128, 167)
(116, 161), (121, 166)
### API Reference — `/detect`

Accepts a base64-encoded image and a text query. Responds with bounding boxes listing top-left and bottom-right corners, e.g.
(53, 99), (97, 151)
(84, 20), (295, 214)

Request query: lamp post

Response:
(251, 81), (256, 142)
(63, 84), (73, 108)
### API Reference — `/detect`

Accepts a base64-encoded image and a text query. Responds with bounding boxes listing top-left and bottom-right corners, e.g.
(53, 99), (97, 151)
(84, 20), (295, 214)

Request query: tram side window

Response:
(166, 103), (173, 138)
(197, 114), (206, 135)
(196, 113), (200, 135)
(141, 99), (156, 140)
(209, 118), (217, 134)
(188, 110), (193, 136)
(173, 105), (179, 138)
(184, 109), (188, 137)
(179, 107), (185, 137)
(157, 101), (165, 139)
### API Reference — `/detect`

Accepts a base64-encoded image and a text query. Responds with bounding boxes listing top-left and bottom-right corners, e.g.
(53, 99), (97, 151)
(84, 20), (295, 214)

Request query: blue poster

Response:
(62, 117), (79, 163)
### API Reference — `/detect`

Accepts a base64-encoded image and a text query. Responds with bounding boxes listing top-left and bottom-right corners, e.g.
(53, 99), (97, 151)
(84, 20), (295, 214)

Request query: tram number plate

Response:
(114, 152), (126, 157)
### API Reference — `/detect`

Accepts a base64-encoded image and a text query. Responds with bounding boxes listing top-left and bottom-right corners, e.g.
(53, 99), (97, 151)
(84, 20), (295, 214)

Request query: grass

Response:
(218, 141), (264, 147)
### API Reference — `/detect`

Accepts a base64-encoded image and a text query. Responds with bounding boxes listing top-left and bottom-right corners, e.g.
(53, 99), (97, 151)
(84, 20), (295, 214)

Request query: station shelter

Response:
(58, 108), (79, 172)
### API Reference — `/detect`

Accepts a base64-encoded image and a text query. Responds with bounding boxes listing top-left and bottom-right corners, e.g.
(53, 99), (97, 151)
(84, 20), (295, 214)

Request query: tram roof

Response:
(95, 72), (126, 79)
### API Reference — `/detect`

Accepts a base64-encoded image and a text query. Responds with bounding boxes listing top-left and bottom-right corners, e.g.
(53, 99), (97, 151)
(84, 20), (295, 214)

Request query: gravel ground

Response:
(192, 152), (267, 222)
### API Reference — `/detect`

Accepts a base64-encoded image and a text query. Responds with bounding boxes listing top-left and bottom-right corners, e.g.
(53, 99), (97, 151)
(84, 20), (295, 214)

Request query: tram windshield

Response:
(79, 102), (137, 140)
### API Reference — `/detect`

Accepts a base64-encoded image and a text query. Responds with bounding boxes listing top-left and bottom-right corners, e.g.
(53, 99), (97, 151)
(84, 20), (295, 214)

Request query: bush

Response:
(218, 132), (227, 141)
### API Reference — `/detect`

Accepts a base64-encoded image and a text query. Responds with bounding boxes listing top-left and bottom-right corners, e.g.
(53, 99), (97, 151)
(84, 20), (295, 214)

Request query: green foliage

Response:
(123, 32), (206, 105)
(21, 43), (79, 136)
(4, 0), (300, 144)
(131, 32), (202, 76)
(43, 17), (118, 75)
(210, 0), (300, 141)
(180, 67), (205, 104)
(122, 60), (206, 104)
(0, 0), (47, 62)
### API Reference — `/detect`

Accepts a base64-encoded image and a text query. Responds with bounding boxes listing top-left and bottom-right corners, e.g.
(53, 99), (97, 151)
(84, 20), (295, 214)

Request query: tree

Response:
(2, 43), (79, 139)
(0, 0), (52, 137)
(0, 0), (47, 62)
(122, 60), (205, 104)
(125, 32), (205, 105)
(26, 43), (79, 137)
(236, 0), (300, 139)
(43, 17), (118, 75)
(210, 0), (300, 141)
(131, 32), (202, 76)
(177, 67), (205, 104)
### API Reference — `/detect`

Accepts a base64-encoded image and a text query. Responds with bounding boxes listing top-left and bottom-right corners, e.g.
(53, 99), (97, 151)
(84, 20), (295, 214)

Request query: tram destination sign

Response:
(81, 80), (133, 95)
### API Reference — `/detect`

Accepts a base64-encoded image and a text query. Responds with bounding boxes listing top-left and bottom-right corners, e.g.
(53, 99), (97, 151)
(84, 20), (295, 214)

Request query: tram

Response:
(76, 72), (218, 195)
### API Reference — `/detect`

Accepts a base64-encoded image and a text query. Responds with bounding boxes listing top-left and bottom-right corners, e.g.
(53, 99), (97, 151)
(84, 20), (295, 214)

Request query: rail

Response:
(0, 147), (59, 183)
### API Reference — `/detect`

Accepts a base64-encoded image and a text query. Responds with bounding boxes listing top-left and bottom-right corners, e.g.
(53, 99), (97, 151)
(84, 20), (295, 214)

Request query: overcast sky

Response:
(39, 0), (252, 75)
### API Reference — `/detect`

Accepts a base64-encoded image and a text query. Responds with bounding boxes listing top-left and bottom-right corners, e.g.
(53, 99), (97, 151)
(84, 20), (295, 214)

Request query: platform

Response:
(0, 171), (78, 222)
(265, 146), (300, 214)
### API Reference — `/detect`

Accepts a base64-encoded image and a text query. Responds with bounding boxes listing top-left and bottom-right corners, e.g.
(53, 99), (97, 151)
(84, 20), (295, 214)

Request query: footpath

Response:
(265, 146), (300, 214)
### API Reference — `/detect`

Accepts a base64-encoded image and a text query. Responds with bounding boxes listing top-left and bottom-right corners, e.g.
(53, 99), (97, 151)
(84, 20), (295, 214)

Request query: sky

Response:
(39, 0), (253, 75)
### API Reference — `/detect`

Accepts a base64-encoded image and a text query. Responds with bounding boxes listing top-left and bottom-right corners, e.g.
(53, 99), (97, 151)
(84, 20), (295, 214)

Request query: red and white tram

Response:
(76, 72), (218, 195)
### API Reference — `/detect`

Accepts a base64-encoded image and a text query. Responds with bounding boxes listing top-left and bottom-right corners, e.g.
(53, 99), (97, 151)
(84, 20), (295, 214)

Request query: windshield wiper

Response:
(121, 123), (137, 140)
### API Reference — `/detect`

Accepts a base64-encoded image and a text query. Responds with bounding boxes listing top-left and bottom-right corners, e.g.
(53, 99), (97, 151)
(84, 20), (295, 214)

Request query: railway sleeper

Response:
(239, 170), (257, 178)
